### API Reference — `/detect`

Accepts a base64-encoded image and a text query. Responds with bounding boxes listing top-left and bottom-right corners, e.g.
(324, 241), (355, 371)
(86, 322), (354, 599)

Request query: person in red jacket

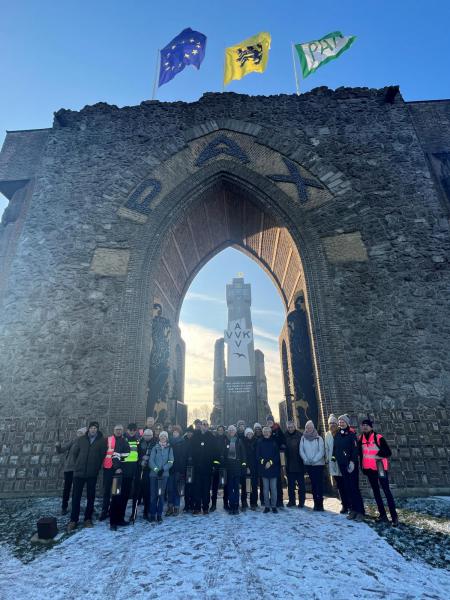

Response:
(358, 418), (399, 526)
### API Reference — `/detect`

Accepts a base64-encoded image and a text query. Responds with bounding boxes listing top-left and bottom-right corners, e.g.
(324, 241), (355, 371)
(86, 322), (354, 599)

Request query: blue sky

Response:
(1, 0), (449, 418)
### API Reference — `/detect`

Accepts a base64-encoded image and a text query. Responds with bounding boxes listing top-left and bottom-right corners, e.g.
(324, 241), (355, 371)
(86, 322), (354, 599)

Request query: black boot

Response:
(210, 502), (216, 513)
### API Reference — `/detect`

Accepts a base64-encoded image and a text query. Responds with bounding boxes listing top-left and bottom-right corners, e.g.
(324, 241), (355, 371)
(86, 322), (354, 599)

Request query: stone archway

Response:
(109, 124), (356, 429)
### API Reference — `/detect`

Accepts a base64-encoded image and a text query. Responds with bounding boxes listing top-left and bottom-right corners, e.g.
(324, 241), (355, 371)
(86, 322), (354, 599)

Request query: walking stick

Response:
(131, 470), (144, 525)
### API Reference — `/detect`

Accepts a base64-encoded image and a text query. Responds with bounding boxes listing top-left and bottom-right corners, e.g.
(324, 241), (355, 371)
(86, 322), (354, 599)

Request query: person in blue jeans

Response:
(167, 425), (186, 516)
(256, 426), (281, 513)
(224, 425), (247, 515)
(148, 431), (173, 523)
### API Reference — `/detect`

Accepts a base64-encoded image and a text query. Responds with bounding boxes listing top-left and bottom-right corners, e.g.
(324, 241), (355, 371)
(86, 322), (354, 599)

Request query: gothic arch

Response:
(110, 128), (351, 427)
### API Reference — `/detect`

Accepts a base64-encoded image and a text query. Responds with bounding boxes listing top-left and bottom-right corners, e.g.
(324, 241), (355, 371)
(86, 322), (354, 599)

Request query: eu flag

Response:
(159, 27), (207, 87)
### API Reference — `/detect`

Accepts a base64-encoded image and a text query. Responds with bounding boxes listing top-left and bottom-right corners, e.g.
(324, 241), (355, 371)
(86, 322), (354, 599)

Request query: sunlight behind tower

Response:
(179, 247), (285, 423)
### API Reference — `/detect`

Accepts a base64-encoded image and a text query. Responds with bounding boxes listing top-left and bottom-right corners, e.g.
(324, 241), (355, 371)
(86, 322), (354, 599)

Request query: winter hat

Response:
(77, 427), (87, 435)
(143, 428), (153, 436)
(328, 414), (338, 425)
(253, 422), (262, 430)
(159, 431), (169, 439)
(245, 427), (254, 437)
(338, 414), (351, 427)
(236, 420), (245, 427)
(361, 418), (373, 427)
(88, 421), (99, 429)
(127, 423), (138, 431)
(227, 424), (237, 433)
(266, 415), (274, 422)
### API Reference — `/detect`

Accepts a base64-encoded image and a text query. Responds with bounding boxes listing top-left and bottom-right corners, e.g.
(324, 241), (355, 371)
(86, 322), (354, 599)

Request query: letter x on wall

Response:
(269, 157), (324, 203)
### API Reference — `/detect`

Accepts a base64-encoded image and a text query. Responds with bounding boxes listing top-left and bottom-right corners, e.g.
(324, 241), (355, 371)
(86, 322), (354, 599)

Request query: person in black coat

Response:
(67, 422), (106, 530)
(167, 425), (187, 516)
(256, 426), (281, 513)
(137, 429), (156, 519)
(267, 415), (286, 507)
(284, 421), (305, 508)
(333, 415), (365, 521)
(190, 420), (218, 514)
(242, 428), (258, 509)
(183, 426), (195, 512)
(224, 425), (247, 515)
(211, 425), (228, 511)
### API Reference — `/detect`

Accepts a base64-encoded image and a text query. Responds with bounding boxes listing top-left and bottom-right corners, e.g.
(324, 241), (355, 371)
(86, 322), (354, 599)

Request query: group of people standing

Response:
(56, 413), (399, 532)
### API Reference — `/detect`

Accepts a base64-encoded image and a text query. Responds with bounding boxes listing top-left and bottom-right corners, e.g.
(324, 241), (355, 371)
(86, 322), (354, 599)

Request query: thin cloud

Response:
(252, 307), (285, 318)
(184, 292), (226, 304)
(184, 294), (284, 320)
(253, 326), (279, 344)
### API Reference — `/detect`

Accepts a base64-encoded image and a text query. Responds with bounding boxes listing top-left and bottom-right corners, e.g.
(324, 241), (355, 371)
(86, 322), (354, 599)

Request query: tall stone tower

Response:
(211, 277), (270, 426)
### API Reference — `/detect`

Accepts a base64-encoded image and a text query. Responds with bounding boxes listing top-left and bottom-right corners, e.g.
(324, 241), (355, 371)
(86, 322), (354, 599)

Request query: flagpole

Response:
(222, 45), (226, 93)
(152, 48), (160, 100)
(291, 42), (300, 96)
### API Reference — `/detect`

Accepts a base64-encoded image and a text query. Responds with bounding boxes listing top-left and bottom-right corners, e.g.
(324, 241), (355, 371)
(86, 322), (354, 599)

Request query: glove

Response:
(265, 461), (271, 470)
(140, 459), (148, 468)
(158, 469), (164, 478)
(331, 456), (336, 462)
(347, 461), (355, 474)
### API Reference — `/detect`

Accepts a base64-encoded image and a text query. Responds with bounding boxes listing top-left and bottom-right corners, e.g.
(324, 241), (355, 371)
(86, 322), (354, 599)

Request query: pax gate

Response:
(0, 88), (449, 497)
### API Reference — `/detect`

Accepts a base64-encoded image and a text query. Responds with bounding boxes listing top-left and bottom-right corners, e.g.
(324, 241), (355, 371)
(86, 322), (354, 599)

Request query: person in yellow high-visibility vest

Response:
(120, 423), (140, 524)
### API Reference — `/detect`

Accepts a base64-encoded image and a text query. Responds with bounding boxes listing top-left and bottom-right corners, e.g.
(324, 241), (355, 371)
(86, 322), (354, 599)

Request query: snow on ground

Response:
(0, 498), (449, 600)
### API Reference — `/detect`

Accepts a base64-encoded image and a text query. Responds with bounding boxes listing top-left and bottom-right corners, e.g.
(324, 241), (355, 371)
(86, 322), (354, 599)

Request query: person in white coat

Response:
(299, 420), (325, 511)
(325, 414), (349, 514)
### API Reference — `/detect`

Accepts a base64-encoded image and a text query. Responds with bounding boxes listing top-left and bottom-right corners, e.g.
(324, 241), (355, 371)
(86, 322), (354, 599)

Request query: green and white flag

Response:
(295, 31), (356, 78)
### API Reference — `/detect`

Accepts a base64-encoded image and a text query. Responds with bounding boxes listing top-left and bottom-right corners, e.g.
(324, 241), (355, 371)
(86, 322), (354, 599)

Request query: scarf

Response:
(228, 436), (237, 460)
(303, 428), (319, 441)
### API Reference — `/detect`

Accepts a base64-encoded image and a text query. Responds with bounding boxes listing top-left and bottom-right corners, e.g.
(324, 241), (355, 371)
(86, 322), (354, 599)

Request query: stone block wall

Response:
(0, 87), (449, 496)
(0, 417), (108, 497)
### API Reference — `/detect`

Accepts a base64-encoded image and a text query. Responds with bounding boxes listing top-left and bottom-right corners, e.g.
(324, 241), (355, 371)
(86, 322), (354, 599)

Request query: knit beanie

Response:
(245, 427), (254, 437)
(328, 414), (338, 425)
(88, 421), (99, 429)
(361, 418), (373, 427)
(77, 427), (87, 435)
(338, 414), (351, 427)
(253, 423), (262, 430)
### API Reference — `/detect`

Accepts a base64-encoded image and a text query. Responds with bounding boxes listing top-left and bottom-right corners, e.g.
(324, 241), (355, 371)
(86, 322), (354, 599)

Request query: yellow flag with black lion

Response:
(224, 31), (271, 86)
